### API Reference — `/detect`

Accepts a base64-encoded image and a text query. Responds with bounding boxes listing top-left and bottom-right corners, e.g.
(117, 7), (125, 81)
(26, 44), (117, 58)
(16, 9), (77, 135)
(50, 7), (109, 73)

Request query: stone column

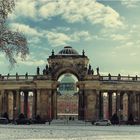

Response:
(8, 91), (13, 119)
(3, 90), (8, 114)
(36, 89), (41, 115)
(127, 92), (132, 116)
(136, 93), (140, 120)
(138, 95), (140, 120)
(78, 90), (85, 120)
(39, 89), (50, 120)
(13, 90), (21, 119)
(0, 90), (4, 116)
(85, 90), (97, 121)
(24, 91), (28, 118)
(132, 92), (137, 119)
(99, 91), (103, 119)
(116, 92), (121, 114)
(95, 90), (100, 120)
(51, 89), (57, 119)
(108, 92), (112, 119)
(32, 90), (37, 118)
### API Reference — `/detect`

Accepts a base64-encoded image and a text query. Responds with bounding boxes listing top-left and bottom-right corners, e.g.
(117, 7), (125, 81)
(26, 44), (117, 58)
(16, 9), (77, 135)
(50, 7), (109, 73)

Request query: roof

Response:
(58, 46), (79, 55)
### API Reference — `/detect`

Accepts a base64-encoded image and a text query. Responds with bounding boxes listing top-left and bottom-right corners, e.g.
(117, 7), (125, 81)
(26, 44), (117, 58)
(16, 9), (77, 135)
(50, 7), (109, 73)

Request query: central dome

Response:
(58, 46), (79, 55)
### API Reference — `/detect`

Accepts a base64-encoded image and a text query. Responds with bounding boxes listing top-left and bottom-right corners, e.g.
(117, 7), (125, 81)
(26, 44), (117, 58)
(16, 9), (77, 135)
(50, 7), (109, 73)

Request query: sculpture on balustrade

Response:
(136, 75), (138, 81)
(51, 50), (54, 56)
(46, 64), (48, 71)
(118, 74), (121, 80)
(88, 64), (92, 75)
(82, 50), (85, 57)
(37, 67), (40, 75)
(108, 73), (111, 80)
(25, 72), (28, 79)
(43, 69), (46, 75)
(16, 72), (19, 80)
(91, 69), (94, 75)
(7, 73), (10, 79)
(96, 67), (99, 75)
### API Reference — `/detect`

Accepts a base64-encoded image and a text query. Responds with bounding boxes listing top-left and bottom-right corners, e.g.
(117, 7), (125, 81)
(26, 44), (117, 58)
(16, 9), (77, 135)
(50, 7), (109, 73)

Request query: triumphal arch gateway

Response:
(0, 46), (140, 121)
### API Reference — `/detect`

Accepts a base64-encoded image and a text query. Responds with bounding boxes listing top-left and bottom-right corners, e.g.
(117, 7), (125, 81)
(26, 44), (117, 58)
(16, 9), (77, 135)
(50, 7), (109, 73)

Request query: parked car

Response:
(0, 117), (9, 124)
(94, 119), (111, 126)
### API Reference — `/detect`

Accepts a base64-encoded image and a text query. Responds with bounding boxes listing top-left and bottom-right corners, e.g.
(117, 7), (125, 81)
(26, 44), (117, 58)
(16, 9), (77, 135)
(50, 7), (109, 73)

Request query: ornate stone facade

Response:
(0, 46), (140, 121)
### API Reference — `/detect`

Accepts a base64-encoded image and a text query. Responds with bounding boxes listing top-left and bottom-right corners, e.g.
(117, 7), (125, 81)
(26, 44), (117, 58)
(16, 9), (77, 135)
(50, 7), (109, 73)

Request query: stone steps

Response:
(48, 119), (92, 126)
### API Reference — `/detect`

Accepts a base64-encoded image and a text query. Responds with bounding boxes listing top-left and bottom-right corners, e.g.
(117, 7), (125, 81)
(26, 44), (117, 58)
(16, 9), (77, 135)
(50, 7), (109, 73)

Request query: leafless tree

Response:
(0, 0), (28, 67)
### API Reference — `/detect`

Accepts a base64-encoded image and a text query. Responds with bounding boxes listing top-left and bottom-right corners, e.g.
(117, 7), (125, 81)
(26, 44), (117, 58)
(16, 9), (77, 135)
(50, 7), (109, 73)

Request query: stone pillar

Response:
(116, 92), (121, 114)
(13, 90), (21, 119)
(132, 93), (137, 119)
(3, 90), (8, 114)
(85, 90), (97, 121)
(136, 94), (140, 120)
(138, 95), (140, 120)
(95, 90), (100, 120)
(36, 90), (41, 115)
(0, 90), (4, 116)
(127, 92), (132, 116)
(32, 90), (37, 118)
(51, 89), (57, 119)
(8, 91), (13, 119)
(108, 92), (112, 119)
(24, 91), (28, 118)
(99, 91), (103, 119)
(39, 89), (50, 120)
(78, 90), (85, 120)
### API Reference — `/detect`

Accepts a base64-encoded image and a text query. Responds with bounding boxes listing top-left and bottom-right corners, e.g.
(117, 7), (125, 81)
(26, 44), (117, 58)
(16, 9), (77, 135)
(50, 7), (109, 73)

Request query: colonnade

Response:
(97, 91), (139, 121)
(0, 89), (140, 121)
(0, 89), (57, 120)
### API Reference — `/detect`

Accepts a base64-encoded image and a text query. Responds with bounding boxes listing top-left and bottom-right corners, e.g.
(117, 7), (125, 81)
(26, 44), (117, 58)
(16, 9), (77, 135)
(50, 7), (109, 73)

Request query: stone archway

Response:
(15, 46), (97, 121)
(57, 73), (79, 120)
(45, 46), (90, 120)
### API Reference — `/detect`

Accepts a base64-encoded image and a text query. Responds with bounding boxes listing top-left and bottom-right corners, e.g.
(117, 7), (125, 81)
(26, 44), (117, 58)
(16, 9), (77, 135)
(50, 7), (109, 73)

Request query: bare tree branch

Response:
(0, 0), (29, 67)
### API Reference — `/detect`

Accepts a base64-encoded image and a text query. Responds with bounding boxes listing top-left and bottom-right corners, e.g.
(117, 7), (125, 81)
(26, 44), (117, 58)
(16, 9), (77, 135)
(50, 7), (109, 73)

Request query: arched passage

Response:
(57, 73), (79, 120)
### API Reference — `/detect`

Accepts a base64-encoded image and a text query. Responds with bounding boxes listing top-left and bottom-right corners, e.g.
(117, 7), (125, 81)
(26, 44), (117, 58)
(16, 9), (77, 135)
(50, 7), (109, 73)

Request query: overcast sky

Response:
(0, 0), (140, 76)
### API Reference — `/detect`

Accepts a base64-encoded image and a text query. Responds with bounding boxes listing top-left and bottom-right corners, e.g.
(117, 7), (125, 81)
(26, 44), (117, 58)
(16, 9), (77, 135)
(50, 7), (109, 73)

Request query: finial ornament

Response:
(82, 50), (85, 56)
(52, 49), (54, 56)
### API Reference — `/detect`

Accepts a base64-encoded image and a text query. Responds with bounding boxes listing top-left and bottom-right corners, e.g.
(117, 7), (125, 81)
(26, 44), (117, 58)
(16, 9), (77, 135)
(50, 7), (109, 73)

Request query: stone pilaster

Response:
(8, 91), (13, 119)
(136, 94), (140, 120)
(24, 91), (28, 118)
(13, 90), (21, 119)
(78, 90), (85, 120)
(85, 90), (97, 121)
(95, 90), (100, 120)
(32, 90), (37, 118)
(132, 92), (137, 119)
(99, 91), (103, 119)
(3, 90), (8, 114)
(39, 89), (50, 120)
(51, 89), (57, 119)
(108, 92), (112, 119)
(36, 89), (41, 115)
(127, 92), (132, 116)
(139, 95), (140, 120)
(0, 90), (3, 116)
(116, 92), (121, 114)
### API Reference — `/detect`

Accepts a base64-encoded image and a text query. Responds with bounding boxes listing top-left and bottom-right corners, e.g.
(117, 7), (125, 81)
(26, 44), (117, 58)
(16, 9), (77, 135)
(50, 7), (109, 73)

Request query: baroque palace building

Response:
(0, 46), (140, 121)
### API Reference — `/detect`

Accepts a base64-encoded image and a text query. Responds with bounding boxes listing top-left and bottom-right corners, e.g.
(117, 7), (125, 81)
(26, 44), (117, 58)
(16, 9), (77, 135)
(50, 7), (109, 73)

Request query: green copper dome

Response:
(61, 74), (76, 83)
(58, 46), (79, 55)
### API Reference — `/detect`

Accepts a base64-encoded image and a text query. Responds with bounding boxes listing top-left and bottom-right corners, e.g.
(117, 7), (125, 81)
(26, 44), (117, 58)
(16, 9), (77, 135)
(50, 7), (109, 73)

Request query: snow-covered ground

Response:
(0, 121), (140, 140)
